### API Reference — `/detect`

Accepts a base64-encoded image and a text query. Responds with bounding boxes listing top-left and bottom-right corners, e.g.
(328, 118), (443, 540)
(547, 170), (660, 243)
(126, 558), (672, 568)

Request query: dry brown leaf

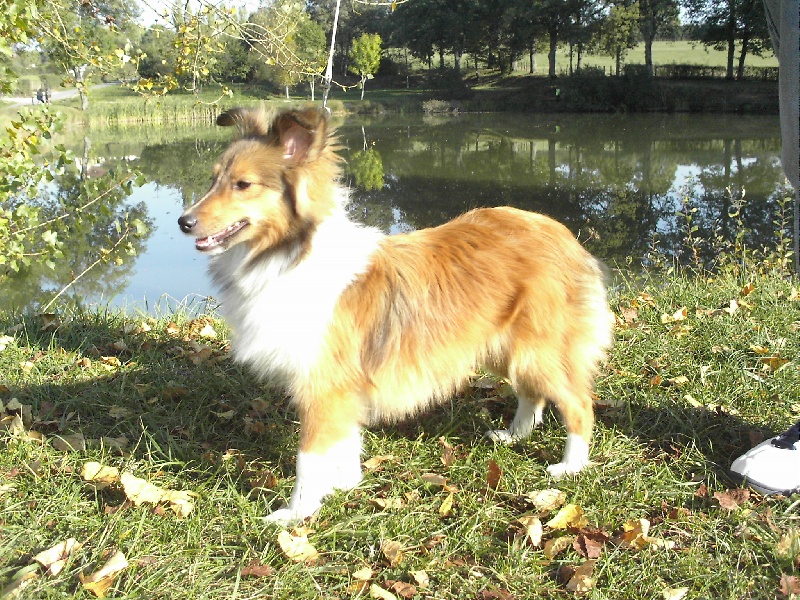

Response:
(79, 550), (129, 598)
(543, 536), (575, 559)
(565, 560), (596, 593)
(775, 529), (800, 560)
(166, 322), (180, 336)
(381, 539), (404, 567)
(617, 518), (675, 550)
(240, 560), (275, 578)
(277, 530), (319, 564)
(33, 538), (81, 576)
(390, 581), (418, 598)
(52, 433), (86, 452)
(372, 497), (405, 510)
(420, 473), (448, 486)
(439, 437), (456, 466)
(487, 460), (502, 490)
(714, 488), (750, 511)
(780, 573), (800, 597)
(573, 530), (608, 559)
(546, 504), (588, 530)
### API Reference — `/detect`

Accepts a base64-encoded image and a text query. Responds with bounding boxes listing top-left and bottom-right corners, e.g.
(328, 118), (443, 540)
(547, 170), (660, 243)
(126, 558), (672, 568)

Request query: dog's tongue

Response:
(196, 220), (248, 251)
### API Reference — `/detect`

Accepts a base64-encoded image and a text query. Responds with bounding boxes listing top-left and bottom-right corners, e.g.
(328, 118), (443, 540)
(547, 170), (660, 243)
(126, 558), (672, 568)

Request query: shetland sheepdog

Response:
(178, 107), (614, 523)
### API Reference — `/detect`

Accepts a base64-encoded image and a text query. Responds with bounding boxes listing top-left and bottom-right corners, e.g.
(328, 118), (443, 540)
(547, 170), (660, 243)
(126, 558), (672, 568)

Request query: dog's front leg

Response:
(264, 414), (363, 525)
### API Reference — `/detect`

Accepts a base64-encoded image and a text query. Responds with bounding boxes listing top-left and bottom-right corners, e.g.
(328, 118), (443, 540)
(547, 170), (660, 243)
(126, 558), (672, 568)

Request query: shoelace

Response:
(771, 420), (800, 450)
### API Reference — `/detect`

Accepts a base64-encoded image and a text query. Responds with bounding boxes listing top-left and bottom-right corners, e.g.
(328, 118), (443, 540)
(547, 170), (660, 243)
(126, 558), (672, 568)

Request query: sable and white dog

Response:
(178, 107), (614, 523)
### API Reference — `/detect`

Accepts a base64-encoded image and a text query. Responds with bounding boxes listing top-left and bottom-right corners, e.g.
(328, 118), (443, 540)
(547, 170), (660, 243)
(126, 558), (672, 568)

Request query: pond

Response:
(1, 112), (787, 314)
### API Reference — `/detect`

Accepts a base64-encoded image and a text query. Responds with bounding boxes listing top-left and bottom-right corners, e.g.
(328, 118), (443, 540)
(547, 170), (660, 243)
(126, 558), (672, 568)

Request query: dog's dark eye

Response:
(235, 181), (252, 191)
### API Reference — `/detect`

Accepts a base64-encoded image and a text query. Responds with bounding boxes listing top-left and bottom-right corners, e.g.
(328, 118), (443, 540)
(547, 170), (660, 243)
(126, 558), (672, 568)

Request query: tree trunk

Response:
(529, 41), (536, 74)
(577, 44), (583, 72)
(644, 38), (654, 77)
(615, 46), (621, 76)
(360, 75), (366, 100)
(736, 33), (750, 80)
(438, 48), (445, 70)
(454, 49), (461, 78)
(548, 31), (558, 78)
(310, 77), (315, 101)
(285, 85), (290, 100)
(725, 0), (736, 80)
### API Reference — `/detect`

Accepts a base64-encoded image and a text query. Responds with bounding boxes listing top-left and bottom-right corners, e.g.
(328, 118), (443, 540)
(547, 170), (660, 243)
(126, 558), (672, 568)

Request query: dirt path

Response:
(1, 83), (115, 107)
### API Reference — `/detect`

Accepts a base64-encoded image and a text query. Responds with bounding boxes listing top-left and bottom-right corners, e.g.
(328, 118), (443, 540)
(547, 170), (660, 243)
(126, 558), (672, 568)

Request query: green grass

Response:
(2, 244), (800, 598)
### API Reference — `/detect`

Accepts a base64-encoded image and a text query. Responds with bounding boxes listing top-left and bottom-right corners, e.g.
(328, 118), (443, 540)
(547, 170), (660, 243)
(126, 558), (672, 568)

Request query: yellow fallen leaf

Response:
(438, 492), (455, 517)
(33, 538), (82, 576)
(661, 307), (687, 324)
(81, 462), (121, 490)
(120, 472), (196, 517)
(618, 518), (651, 550)
(79, 550), (129, 598)
(363, 455), (395, 470)
(546, 504), (588, 529)
(371, 497), (404, 510)
(370, 584), (398, 600)
(352, 566), (373, 581)
(527, 488), (567, 512)
(198, 323), (217, 338)
(277, 530), (319, 564)
(740, 283), (755, 297)
(519, 515), (543, 547)
(410, 570), (429, 588)
(662, 587), (690, 600)
(543, 536), (575, 559)
(0, 335), (15, 351)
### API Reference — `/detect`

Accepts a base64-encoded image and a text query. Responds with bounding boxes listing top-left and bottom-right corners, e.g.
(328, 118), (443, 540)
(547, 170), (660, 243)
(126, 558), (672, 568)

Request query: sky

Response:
(137, 0), (261, 26)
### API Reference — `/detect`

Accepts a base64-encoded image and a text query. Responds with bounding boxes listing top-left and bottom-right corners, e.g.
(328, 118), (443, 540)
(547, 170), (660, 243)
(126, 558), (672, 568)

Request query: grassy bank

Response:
(2, 249), (800, 598)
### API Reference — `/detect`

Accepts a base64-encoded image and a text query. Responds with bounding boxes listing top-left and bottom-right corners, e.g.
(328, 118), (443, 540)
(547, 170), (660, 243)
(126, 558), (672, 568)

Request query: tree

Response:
(349, 33), (382, 100)
(39, 0), (141, 110)
(637, 0), (680, 77)
(685, 0), (770, 80)
(596, 1), (640, 76)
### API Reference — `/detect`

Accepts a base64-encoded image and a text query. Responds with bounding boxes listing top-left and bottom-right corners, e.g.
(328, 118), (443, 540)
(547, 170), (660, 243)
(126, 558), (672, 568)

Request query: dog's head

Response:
(178, 107), (340, 257)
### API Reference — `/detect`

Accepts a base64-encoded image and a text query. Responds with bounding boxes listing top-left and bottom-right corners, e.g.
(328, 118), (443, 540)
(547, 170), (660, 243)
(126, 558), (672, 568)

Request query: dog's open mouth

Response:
(195, 220), (249, 251)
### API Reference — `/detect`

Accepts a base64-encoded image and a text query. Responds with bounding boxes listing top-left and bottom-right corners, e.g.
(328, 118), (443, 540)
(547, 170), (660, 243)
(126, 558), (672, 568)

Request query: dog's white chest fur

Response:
(209, 211), (383, 381)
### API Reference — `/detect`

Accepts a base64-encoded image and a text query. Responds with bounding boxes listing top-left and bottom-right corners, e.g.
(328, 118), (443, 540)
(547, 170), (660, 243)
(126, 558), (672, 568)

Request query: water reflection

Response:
(1, 113), (785, 313)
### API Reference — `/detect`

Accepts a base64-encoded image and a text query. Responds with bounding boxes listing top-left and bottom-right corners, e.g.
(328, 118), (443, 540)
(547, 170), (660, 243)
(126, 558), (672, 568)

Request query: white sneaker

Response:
(730, 421), (800, 495)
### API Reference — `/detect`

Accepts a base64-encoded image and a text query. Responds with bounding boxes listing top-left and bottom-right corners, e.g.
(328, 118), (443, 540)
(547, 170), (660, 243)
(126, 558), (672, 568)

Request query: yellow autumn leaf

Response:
(370, 584), (399, 600)
(277, 530), (319, 564)
(544, 535), (575, 558)
(119, 472), (196, 517)
(438, 492), (455, 517)
(546, 503), (588, 529)
(565, 560), (596, 593)
(33, 538), (81, 576)
(79, 550), (129, 598)
(380, 539), (404, 567)
(662, 586), (690, 600)
(527, 488), (567, 512)
(81, 462), (121, 490)
(518, 515), (544, 547)
(661, 307), (687, 324)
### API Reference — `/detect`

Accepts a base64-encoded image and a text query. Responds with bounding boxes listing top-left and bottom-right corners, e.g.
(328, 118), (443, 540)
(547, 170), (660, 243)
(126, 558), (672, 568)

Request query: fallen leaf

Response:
(79, 550), (129, 598)
(573, 530), (608, 559)
(565, 560), (596, 593)
(166, 322), (180, 336)
(82, 462), (121, 490)
(371, 497), (405, 510)
(120, 472), (196, 517)
(714, 489), (750, 511)
(198, 323), (217, 338)
(527, 488), (567, 512)
(775, 529), (800, 560)
(52, 433), (86, 452)
(439, 437), (456, 466)
(723, 299), (739, 315)
(352, 566), (374, 581)
(438, 492), (455, 517)
(479, 588), (515, 600)
(0, 564), (39, 598)
(33, 538), (81, 575)
(740, 283), (755, 297)
(762, 356), (790, 372)
(364, 455), (395, 470)
(662, 586), (689, 600)
(617, 518), (675, 550)
(420, 473), (448, 486)
(390, 581), (417, 598)
(381, 539), (404, 567)
(518, 515), (543, 547)
(661, 307), (688, 324)
(0, 335), (15, 351)
(780, 573), (800, 597)
(187, 347), (213, 365)
(240, 560), (275, 578)
(546, 504), (588, 530)
(370, 584), (398, 600)
(487, 460), (502, 490)
(543, 536), (575, 559)
(277, 530), (319, 564)
(410, 570), (429, 589)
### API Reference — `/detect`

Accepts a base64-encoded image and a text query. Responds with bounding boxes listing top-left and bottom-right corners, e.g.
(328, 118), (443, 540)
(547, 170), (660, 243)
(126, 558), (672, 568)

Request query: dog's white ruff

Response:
(264, 428), (363, 524)
(209, 206), (384, 381)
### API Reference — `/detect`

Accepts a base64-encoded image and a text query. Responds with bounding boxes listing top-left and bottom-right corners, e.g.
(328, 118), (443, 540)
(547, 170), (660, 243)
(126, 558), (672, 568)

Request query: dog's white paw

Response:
(485, 429), (517, 444)
(546, 459), (589, 479)
(261, 506), (305, 526)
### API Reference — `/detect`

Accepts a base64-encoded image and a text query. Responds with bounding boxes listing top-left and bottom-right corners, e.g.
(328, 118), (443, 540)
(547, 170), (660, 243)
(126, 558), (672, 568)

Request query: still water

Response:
(2, 112), (787, 314)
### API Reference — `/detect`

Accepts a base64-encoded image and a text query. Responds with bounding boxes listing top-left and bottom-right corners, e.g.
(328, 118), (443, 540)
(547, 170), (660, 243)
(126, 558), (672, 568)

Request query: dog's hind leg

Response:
(486, 394), (546, 444)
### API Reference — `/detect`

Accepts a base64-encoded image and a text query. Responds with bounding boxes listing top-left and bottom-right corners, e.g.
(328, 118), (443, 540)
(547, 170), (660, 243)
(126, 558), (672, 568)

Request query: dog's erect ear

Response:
(216, 107), (270, 137)
(273, 108), (329, 164)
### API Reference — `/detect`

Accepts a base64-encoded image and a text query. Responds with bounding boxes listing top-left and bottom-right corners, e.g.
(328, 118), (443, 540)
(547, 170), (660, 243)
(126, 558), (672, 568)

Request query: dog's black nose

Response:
(178, 214), (197, 233)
